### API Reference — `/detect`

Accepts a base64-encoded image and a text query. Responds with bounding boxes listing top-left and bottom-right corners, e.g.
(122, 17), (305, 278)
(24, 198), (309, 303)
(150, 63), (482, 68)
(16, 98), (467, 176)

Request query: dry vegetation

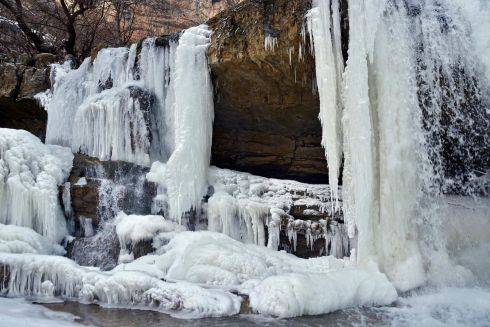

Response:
(0, 0), (239, 61)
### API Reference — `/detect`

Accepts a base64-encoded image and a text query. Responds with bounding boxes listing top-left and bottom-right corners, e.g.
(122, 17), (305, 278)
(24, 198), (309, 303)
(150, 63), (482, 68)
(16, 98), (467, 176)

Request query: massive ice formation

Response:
(310, 0), (489, 291)
(39, 38), (177, 167)
(0, 129), (72, 243)
(148, 163), (351, 257)
(41, 25), (214, 224)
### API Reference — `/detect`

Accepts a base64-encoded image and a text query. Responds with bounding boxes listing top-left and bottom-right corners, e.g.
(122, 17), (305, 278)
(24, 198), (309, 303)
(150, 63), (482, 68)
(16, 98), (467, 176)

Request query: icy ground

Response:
(30, 287), (490, 326)
(0, 297), (82, 327)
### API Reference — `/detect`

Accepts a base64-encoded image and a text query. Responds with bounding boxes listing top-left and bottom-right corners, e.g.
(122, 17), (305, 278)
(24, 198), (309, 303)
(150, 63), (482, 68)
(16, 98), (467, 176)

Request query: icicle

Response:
(71, 87), (151, 166)
(264, 35), (278, 52)
(307, 0), (344, 208)
(341, 0), (380, 264)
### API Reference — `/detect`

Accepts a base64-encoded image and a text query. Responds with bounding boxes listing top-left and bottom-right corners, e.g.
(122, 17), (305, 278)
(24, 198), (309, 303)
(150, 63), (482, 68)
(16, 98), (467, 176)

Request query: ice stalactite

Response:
(40, 59), (91, 147)
(307, 0), (344, 208)
(164, 25), (214, 223)
(0, 129), (73, 243)
(204, 166), (347, 254)
(71, 87), (152, 166)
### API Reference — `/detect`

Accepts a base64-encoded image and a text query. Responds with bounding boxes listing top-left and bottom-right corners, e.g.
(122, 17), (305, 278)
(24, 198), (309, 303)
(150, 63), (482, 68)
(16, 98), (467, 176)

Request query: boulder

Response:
(0, 63), (19, 98)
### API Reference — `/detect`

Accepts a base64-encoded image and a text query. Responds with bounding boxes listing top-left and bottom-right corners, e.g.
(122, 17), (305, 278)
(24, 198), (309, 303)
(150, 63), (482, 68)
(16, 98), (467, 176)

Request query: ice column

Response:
(307, 0), (344, 206)
(164, 25), (214, 223)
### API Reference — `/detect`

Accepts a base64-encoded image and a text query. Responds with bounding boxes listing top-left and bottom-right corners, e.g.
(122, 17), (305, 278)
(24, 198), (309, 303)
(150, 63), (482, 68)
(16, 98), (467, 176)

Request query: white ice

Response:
(163, 25), (214, 223)
(0, 129), (72, 243)
(0, 224), (65, 255)
(0, 297), (82, 327)
(307, 0), (344, 206)
(0, 252), (241, 318)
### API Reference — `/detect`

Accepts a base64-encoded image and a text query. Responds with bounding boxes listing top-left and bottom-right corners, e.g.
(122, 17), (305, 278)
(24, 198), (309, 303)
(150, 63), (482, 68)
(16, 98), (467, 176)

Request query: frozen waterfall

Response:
(39, 25), (214, 224)
(310, 0), (489, 291)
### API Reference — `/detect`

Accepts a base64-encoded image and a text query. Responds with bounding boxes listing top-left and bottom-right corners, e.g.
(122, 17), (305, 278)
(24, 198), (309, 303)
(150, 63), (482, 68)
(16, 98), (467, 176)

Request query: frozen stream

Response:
(33, 287), (490, 327)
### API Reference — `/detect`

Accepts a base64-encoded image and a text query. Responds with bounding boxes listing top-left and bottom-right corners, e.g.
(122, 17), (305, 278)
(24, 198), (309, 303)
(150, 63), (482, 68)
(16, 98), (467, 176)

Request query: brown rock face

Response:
(208, 0), (329, 183)
(0, 54), (54, 140)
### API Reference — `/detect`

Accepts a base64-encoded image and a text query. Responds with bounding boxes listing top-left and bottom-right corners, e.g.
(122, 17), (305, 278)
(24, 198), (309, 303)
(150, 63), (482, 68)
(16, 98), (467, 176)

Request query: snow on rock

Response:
(0, 253), (241, 318)
(148, 163), (348, 255)
(208, 166), (337, 218)
(0, 128), (72, 243)
(0, 224), (65, 255)
(115, 212), (186, 263)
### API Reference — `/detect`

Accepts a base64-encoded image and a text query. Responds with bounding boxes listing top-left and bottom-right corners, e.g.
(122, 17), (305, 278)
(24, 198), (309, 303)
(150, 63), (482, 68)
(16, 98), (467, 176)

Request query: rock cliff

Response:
(0, 53), (55, 140)
(208, 0), (329, 183)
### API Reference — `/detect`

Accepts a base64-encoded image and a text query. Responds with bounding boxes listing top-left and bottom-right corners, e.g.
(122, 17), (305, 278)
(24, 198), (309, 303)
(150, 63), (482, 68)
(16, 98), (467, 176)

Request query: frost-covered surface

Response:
(0, 297), (82, 327)
(148, 163), (348, 255)
(0, 224), (65, 255)
(0, 252), (241, 318)
(0, 129), (72, 243)
(125, 231), (397, 317)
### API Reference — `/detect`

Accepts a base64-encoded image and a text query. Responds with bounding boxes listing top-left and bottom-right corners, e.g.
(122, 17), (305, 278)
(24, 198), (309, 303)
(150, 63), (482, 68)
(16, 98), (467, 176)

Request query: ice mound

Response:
(127, 231), (397, 317)
(0, 253), (241, 318)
